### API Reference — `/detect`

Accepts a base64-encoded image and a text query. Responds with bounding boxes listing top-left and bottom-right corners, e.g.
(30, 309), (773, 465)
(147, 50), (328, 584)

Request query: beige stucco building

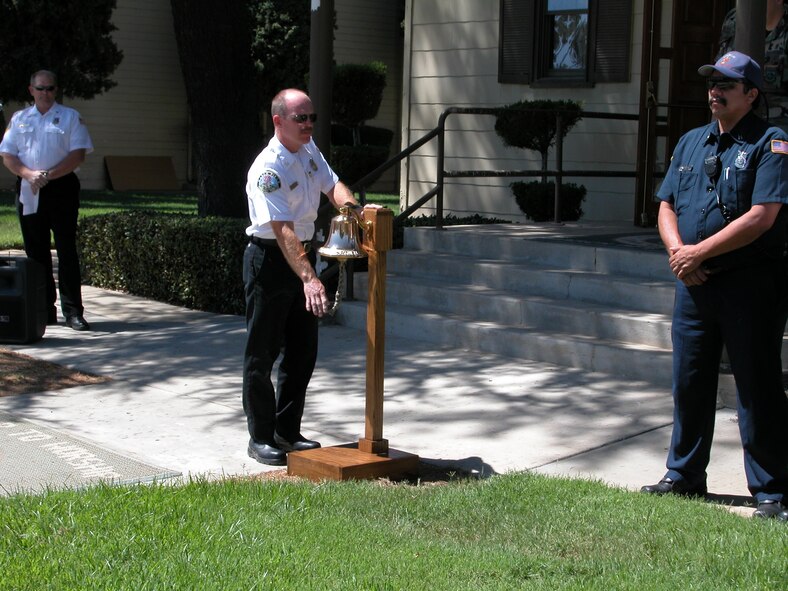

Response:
(398, 0), (736, 224)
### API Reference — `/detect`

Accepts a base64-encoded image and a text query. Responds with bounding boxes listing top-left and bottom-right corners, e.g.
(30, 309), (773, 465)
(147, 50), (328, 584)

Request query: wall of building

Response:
(0, 0), (189, 191)
(400, 0), (647, 222)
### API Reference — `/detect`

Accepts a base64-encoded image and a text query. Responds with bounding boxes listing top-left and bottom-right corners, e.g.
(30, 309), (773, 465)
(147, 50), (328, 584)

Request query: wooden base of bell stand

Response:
(287, 443), (420, 482)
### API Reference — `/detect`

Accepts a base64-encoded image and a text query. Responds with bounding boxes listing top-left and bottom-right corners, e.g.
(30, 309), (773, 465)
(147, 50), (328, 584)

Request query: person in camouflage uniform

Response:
(717, 0), (788, 129)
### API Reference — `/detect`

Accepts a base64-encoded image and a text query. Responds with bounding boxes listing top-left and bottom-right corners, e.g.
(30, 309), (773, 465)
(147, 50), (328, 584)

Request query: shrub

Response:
(78, 212), (248, 315)
(330, 144), (390, 186)
(332, 61), (387, 130)
(511, 181), (586, 222)
(494, 99), (583, 158)
(331, 124), (393, 148)
(330, 62), (392, 189)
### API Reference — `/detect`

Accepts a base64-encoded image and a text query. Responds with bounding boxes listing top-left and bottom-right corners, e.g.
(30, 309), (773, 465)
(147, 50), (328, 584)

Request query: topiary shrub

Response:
(330, 62), (392, 188)
(495, 99), (585, 222)
(332, 61), (387, 140)
(495, 99), (583, 175)
(330, 144), (390, 186)
(78, 212), (248, 315)
(511, 181), (586, 222)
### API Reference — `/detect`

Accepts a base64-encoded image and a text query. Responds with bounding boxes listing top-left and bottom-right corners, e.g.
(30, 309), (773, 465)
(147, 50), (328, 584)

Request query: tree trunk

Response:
(170, 0), (263, 218)
(540, 151), (549, 185)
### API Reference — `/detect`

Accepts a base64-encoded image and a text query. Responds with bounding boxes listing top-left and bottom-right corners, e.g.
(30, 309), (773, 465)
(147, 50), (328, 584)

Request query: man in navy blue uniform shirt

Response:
(642, 51), (788, 521)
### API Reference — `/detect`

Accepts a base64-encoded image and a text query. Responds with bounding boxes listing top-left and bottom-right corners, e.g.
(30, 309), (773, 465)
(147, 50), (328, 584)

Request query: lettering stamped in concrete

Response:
(0, 411), (180, 495)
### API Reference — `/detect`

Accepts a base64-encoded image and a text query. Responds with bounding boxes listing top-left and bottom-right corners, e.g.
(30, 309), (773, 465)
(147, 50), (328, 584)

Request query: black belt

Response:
(250, 236), (313, 252)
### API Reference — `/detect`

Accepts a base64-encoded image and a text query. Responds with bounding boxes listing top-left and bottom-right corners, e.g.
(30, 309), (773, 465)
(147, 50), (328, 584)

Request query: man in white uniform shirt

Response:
(0, 70), (93, 330)
(243, 88), (375, 465)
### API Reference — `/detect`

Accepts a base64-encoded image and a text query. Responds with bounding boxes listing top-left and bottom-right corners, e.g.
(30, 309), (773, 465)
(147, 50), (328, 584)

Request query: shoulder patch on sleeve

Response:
(257, 169), (282, 193)
(771, 139), (788, 154)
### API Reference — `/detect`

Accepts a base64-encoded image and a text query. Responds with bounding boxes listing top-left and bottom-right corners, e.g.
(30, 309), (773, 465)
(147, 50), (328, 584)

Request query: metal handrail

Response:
(319, 105), (648, 291)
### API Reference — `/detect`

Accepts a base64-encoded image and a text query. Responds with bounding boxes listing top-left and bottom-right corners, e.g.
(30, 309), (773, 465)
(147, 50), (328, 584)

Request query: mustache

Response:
(708, 96), (727, 107)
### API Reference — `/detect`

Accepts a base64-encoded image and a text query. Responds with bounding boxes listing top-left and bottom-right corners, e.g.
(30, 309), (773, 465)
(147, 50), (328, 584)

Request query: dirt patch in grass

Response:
(0, 348), (110, 396)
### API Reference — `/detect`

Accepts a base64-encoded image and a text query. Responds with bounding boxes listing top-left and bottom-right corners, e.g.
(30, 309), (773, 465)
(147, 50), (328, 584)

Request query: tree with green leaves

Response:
(250, 0), (313, 113)
(0, 0), (123, 128)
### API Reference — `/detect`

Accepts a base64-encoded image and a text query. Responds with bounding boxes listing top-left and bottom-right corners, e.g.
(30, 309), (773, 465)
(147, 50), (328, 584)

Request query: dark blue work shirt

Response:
(657, 111), (788, 268)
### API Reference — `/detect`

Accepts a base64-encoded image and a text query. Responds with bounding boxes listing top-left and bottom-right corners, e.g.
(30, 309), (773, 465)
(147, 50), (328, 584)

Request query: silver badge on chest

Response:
(734, 150), (748, 169)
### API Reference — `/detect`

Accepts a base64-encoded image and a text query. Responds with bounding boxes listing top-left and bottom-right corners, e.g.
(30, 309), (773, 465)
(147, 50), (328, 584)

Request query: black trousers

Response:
(242, 241), (319, 443)
(16, 173), (84, 318)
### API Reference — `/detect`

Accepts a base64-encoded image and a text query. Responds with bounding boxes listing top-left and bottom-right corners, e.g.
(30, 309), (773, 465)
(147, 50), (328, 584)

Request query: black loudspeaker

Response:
(0, 257), (47, 344)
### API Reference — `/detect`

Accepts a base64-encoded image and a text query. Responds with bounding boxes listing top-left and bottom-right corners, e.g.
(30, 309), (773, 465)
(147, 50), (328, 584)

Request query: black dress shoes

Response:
(752, 500), (787, 520)
(640, 477), (707, 497)
(65, 315), (90, 331)
(273, 433), (321, 453)
(247, 439), (286, 466)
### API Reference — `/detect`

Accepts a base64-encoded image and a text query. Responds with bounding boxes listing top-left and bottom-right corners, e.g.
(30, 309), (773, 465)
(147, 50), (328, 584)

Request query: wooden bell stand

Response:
(287, 207), (420, 481)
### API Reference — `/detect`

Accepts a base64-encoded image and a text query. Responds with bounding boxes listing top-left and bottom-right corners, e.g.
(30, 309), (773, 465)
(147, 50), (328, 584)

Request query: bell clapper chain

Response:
(327, 259), (347, 316)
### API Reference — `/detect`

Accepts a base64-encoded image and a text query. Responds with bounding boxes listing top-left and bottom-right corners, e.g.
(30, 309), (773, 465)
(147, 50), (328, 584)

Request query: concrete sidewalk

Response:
(0, 284), (752, 510)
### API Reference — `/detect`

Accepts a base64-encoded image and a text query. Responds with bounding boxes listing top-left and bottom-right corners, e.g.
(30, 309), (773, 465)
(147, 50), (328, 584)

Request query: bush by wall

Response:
(78, 212), (249, 315)
(330, 143), (391, 186)
(511, 181), (586, 222)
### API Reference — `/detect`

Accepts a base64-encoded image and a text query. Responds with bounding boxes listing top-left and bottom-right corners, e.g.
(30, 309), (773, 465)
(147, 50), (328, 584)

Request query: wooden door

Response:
(635, 0), (733, 226)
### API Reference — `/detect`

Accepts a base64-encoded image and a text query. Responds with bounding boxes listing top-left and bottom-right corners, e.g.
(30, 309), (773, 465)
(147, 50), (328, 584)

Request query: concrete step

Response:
(354, 272), (673, 350)
(335, 300), (673, 388)
(335, 224), (786, 401)
(385, 250), (675, 315)
(404, 226), (672, 280)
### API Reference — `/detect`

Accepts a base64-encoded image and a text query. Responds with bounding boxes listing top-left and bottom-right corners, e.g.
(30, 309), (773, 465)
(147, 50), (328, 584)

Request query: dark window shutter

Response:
(593, 0), (632, 82)
(499, 0), (536, 84)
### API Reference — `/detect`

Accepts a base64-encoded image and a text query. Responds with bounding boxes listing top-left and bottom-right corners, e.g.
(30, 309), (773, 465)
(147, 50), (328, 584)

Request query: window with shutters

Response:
(499, 0), (632, 86)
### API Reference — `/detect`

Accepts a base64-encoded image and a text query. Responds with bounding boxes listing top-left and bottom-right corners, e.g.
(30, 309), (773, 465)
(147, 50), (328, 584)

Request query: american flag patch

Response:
(771, 139), (788, 154)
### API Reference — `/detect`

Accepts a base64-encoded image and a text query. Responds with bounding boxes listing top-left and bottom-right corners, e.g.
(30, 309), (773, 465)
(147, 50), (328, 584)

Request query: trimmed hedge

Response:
(78, 212), (249, 315)
(76, 211), (514, 315)
(394, 213), (512, 249)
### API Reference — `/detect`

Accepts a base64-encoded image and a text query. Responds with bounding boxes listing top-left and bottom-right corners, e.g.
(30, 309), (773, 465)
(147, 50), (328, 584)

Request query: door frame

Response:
(634, 0), (734, 226)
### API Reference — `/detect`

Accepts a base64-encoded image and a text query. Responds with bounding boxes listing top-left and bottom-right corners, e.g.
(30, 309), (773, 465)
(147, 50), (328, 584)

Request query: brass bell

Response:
(319, 206), (369, 315)
(318, 206), (367, 260)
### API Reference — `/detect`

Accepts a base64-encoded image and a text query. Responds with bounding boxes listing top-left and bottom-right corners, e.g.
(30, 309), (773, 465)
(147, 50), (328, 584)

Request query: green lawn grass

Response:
(0, 190), (400, 249)
(0, 473), (785, 590)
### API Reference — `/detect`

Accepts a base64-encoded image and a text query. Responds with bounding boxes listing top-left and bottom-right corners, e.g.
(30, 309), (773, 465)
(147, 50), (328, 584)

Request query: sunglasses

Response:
(289, 113), (318, 123)
(33, 85), (56, 92)
(706, 78), (740, 91)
